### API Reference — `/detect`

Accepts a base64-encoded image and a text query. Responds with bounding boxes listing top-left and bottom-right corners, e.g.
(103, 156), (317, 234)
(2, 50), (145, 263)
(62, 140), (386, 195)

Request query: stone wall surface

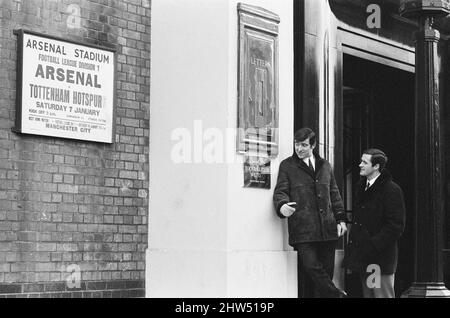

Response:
(0, 0), (150, 298)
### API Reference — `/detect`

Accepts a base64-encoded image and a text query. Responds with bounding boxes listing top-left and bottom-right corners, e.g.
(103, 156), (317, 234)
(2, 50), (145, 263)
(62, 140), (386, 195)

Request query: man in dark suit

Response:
(343, 149), (406, 298)
(273, 128), (347, 298)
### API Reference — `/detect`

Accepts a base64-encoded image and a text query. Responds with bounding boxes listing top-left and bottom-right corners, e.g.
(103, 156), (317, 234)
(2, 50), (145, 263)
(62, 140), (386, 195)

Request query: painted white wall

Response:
(147, 0), (296, 297)
(225, 0), (296, 298)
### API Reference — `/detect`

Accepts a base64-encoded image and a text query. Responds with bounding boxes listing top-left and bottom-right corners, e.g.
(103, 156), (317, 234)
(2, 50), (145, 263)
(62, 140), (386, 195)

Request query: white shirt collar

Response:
(367, 173), (381, 187)
(302, 155), (315, 170)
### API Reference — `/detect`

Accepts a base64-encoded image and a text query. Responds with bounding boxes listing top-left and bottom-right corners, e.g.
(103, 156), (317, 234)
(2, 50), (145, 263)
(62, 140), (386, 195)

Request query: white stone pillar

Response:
(147, 0), (296, 297)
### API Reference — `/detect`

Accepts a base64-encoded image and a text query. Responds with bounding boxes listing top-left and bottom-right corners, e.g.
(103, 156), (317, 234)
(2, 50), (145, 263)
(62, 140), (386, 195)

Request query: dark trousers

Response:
(361, 273), (395, 298)
(294, 241), (340, 298)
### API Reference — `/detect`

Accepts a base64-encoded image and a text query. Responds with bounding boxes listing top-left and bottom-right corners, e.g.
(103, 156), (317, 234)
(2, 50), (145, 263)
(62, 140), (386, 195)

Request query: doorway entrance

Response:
(341, 53), (415, 297)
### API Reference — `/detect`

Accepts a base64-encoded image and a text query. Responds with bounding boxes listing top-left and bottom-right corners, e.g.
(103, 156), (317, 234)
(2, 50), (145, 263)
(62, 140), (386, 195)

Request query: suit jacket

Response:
(343, 170), (406, 274)
(273, 153), (346, 246)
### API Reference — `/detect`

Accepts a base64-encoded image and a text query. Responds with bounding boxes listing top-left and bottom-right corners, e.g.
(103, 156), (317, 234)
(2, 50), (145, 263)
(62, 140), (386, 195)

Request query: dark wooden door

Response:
(341, 54), (415, 297)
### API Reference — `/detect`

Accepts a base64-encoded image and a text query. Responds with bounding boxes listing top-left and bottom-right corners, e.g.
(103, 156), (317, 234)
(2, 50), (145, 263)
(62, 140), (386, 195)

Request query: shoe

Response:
(338, 290), (348, 298)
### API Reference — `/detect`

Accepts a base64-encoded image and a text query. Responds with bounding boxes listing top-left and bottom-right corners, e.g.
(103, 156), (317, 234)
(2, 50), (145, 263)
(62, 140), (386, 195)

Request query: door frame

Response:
(334, 22), (415, 191)
(334, 23), (416, 295)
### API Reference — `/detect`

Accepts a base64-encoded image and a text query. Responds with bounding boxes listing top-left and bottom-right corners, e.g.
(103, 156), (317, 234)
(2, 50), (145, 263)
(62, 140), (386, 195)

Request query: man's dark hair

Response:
(294, 128), (316, 146)
(363, 148), (388, 171)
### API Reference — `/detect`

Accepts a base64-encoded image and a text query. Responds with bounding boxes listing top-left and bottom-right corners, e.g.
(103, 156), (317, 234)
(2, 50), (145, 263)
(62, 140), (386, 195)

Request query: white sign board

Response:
(15, 30), (115, 143)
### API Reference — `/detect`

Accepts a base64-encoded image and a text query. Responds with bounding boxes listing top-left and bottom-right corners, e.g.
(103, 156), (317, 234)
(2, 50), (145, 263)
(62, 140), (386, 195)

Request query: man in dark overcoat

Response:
(273, 128), (347, 298)
(343, 148), (405, 298)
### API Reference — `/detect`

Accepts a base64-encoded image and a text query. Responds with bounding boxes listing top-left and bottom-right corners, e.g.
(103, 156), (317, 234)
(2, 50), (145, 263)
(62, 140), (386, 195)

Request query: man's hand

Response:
(337, 222), (347, 237)
(280, 202), (296, 217)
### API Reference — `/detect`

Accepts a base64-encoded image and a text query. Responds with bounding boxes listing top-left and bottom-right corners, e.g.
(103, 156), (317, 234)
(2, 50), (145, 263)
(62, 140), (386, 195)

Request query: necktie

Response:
(308, 159), (314, 173)
(365, 181), (370, 191)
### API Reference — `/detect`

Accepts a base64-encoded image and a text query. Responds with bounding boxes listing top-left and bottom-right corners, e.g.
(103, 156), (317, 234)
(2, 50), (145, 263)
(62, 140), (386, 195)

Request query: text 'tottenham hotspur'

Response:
(29, 84), (102, 108)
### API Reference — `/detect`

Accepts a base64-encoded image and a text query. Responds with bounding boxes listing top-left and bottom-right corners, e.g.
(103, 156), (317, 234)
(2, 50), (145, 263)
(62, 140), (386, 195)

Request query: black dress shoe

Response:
(338, 290), (348, 298)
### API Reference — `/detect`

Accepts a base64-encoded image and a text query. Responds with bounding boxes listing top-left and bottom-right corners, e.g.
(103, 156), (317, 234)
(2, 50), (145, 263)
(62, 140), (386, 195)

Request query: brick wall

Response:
(0, 0), (150, 297)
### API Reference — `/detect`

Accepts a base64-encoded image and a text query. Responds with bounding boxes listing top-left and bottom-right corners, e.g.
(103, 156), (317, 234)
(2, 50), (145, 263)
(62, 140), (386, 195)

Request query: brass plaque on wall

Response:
(243, 155), (271, 189)
(237, 3), (280, 157)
